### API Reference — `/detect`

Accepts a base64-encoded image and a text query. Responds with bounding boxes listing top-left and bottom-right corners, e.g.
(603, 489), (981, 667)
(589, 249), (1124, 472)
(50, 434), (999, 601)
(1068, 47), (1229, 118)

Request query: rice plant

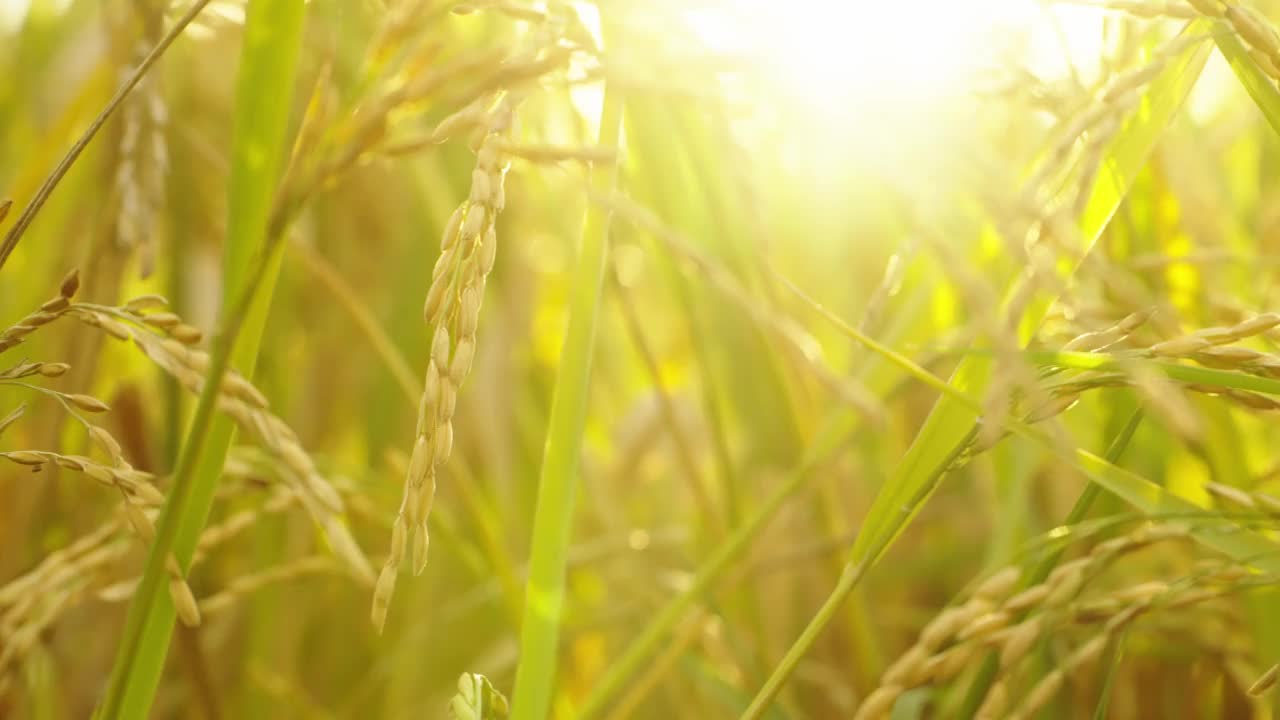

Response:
(5, 0), (1280, 718)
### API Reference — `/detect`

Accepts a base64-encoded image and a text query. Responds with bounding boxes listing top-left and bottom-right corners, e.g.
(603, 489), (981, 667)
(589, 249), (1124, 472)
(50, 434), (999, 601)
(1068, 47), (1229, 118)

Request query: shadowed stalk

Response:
(96, 1), (307, 716)
(508, 76), (623, 720)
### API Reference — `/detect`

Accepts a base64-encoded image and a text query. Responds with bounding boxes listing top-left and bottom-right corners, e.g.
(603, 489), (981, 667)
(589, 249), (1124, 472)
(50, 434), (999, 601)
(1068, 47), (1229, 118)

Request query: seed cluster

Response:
(0, 275), (376, 637)
(112, 310), (375, 584)
(0, 273), (206, 626)
(0, 522), (123, 697)
(971, 309), (1280, 450)
(0, 269), (78, 354)
(373, 94), (514, 632)
(369, 0), (595, 631)
(853, 523), (1272, 719)
(0, 451), (330, 697)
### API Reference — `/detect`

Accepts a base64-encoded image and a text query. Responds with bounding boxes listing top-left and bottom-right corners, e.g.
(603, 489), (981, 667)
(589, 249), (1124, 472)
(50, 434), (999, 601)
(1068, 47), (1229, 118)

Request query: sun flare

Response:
(688, 0), (1108, 113)
(679, 0), (1115, 194)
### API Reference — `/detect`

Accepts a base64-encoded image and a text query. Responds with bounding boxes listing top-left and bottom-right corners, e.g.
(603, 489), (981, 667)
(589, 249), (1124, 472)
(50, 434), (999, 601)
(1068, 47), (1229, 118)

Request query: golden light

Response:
(684, 0), (1112, 181)
(689, 0), (1107, 109)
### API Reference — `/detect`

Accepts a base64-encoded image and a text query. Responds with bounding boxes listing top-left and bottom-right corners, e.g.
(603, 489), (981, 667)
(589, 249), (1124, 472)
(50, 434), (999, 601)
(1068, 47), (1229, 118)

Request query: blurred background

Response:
(4, 0), (1280, 718)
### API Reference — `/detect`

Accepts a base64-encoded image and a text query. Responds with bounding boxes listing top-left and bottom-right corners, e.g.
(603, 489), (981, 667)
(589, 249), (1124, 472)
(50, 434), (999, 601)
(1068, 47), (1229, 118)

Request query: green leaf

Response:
(96, 1), (308, 717)
(508, 74), (623, 720)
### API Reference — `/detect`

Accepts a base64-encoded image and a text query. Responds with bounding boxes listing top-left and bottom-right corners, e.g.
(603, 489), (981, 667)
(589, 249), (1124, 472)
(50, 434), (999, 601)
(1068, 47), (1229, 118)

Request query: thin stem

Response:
(0, 0), (214, 271)
(291, 240), (422, 405)
(509, 75), (623, 720)
(740, 424), (976, 720)
(611, 269), (718, 534)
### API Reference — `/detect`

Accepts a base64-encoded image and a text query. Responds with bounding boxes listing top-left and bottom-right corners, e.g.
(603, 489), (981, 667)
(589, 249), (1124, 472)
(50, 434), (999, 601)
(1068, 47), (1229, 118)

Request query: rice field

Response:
(4, 0), (1280, 718)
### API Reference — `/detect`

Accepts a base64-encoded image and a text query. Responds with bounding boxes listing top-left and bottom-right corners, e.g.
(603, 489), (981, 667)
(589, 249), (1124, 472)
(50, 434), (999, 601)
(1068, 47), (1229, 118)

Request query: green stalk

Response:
(1093, 630), (1128, 720)
(1025, 350), (1280, 397)
(509, 79), (623, 720)
(96, 1), (306, 717)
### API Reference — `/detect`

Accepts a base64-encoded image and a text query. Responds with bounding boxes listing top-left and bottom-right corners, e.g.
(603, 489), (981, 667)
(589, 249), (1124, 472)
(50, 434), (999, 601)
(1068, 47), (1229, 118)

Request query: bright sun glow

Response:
(0, 0), (29, 32)
(689, 0), (1107, 111)
(682, 0), (1113, 192)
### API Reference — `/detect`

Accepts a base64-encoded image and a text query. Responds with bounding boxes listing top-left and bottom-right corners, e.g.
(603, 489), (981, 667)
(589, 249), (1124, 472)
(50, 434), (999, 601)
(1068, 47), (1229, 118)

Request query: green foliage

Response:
(4, 2), (1280, 720)
(510, 72), (623, 720)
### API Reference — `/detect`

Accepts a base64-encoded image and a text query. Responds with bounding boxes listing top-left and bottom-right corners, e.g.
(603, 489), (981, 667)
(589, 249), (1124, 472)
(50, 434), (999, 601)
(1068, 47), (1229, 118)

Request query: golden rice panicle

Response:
(858, 523), (1239, 719)
(166, 555), (201, 627)
(974, 679), (1008, 720)
(1206, 481), (1280, 516)
(0, 269), (79, 354)
(1149, 312), (1280, 356)
(64, 306), (373, 585)
(113, 30), (168, 278)
(851, 685), (903, 720)
(123, 329), (372, 582)
(374, 92), (518, 632)
(198, 557), (332, 617)
(86, 415), (203, 626)
(364, 0), (434, 78)
(384, 86), (531, 623)
(0, 449), (158, 504)
(1227, 4), (1280, 65)
(1062, 308), (1154, 352)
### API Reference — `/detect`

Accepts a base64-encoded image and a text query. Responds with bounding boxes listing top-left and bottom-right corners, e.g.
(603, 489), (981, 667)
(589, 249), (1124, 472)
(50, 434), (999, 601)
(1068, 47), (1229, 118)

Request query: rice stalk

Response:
(508, 43), (623, 720)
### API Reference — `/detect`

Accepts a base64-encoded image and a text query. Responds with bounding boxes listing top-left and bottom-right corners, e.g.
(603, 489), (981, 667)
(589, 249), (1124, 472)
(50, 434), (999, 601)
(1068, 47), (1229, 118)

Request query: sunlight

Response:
(688, 0), (1107, 113)
(0, 0), (73, 33)
(682, 0), (1113, 197)
(0, 0), (28, 32)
